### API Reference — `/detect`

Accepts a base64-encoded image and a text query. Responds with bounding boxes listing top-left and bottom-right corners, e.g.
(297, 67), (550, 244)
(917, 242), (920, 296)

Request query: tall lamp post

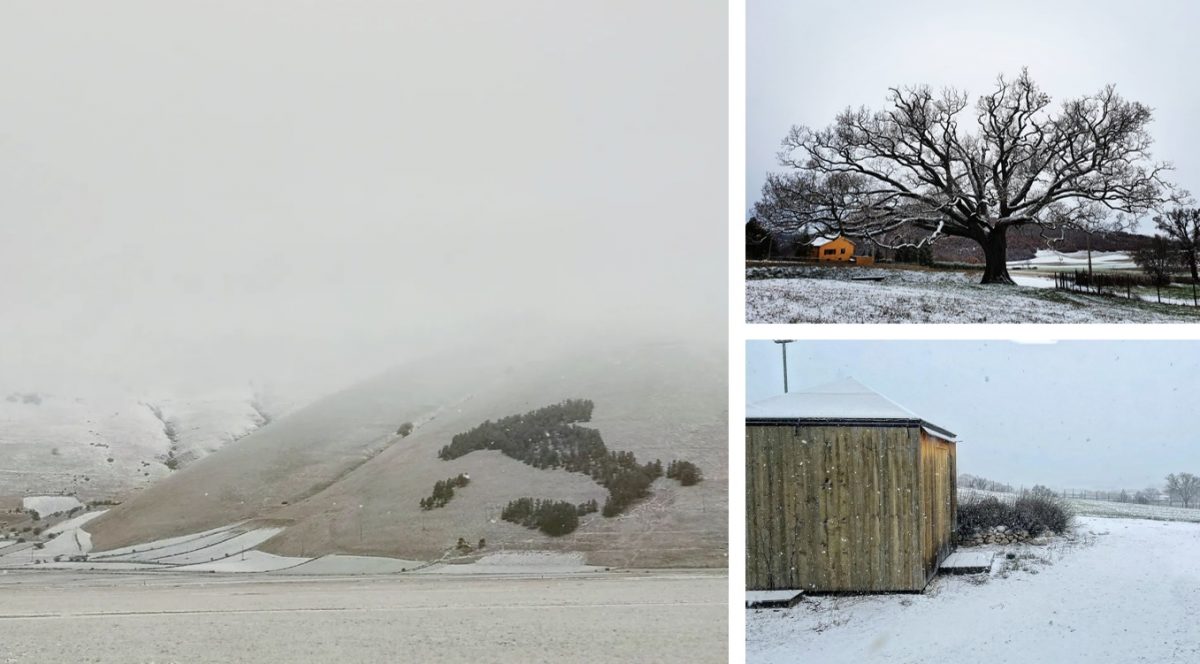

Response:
(773, 340), (792, 393)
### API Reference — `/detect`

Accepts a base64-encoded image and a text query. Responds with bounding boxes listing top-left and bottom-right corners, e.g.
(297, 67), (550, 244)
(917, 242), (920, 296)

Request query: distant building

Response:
(803, 235), (855, 262)
(746, 378), (957, 593)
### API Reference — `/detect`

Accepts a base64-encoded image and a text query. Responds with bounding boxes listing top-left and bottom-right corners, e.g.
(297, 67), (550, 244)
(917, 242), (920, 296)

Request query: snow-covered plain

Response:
(747, 516), (1200, 664)
(746, 266), (1200, 323)
(0, 570), (725, 663)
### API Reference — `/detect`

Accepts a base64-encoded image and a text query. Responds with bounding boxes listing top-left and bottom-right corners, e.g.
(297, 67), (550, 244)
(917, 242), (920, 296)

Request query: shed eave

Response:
(745, 417), (957, 440)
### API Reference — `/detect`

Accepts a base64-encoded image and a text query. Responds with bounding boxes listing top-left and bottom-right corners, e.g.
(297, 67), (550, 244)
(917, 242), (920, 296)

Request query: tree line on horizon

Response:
(959, 472), (1200, 509)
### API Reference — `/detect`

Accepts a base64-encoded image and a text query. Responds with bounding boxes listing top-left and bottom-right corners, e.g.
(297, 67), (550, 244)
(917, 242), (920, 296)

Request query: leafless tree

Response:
(1155, 208), (1200, 305)
(764, 69), (1181, 283)
(1134, 235), (1175, 303)
(1166, 473), (1200, 508)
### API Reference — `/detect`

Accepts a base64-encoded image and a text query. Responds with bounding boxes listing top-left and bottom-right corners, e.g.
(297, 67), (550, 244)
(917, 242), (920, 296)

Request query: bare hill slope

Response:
(86, 340), (726, 567)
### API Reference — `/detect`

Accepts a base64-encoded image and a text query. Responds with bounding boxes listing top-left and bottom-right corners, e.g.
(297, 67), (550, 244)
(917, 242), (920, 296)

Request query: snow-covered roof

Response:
(746, 377), (955, 439)
(810, 236), (842, 247)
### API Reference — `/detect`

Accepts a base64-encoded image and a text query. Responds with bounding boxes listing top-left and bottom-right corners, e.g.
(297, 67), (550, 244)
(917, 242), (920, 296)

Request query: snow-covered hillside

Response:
(0, 389), (269, 500)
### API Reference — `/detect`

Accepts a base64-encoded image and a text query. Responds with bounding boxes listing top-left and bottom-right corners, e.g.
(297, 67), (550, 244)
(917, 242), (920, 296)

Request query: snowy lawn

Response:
(746, 265), (1200, 323)
(746, 516), (1200, 664)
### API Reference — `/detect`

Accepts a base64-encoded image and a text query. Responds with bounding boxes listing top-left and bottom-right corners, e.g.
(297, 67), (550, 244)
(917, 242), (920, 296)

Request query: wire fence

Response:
(1053, 270), (1200, 306)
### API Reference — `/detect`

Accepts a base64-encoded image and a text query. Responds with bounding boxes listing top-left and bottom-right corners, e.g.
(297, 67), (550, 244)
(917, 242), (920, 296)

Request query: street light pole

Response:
(773, 340), (792, 393)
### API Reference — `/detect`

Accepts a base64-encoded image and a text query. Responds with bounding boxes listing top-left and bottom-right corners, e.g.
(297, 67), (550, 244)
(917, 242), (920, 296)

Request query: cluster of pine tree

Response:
(419, 473), (470, 510)
(437, 399), (597, 465)
(501, 498), (586, 536)
(439, 400), (703, 522)
(666, 460), (703, 486)
(600, 459), (662, 517)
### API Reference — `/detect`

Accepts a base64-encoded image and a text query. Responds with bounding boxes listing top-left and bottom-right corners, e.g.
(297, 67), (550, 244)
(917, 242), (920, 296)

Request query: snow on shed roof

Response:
(746, 377), (956, 439)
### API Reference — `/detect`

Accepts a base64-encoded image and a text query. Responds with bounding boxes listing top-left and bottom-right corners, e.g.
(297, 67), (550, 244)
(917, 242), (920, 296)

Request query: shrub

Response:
(396, 422), (414, 437)
(1013, 494), (1073, 535)
(958, 493), (1073, 538)
(420, 473), (470, 510)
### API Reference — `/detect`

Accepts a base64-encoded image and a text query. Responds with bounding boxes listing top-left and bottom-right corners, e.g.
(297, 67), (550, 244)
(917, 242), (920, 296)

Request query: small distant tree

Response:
(396, 422), (414, 437)
(477, 538), (486, 549)
(1028, 485), (1056, 499)
(1166, 473), (1200, 508)
(1134, 236), (1174, 303)
(1155, 208), (1200, 305)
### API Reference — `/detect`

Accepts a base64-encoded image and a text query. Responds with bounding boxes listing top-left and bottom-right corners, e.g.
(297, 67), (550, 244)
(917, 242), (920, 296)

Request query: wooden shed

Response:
(746, 378), (957, 593)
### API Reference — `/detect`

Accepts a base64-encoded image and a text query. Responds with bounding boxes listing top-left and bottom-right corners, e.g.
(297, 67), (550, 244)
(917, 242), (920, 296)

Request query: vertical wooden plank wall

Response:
(918, 429), (956, 584)
(746, 424), (934, 591)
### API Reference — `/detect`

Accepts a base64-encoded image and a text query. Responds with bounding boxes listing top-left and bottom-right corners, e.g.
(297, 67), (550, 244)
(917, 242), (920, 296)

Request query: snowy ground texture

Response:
(746, 516), (1200, 664)
(0, 570), (725, 663)
(746, 264), (1200, 323)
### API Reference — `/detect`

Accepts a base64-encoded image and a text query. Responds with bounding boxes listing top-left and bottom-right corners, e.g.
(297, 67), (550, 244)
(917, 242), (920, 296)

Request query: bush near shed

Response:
(958, 493), (1074, 540)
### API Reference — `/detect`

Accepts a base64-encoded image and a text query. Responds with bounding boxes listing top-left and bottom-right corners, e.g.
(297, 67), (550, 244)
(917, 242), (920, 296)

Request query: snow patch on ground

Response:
(43, 509), (107, 536)
(174, 550), (309, 573)
(420, 551), (597, 575)
(275, 555), (426, 575)
(21, 496), (82, 515)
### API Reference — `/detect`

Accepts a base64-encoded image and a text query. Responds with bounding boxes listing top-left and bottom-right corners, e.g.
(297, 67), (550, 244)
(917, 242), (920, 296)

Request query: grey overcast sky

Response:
(747, 340), (1200, 491)
(0, 1), (726, 399)
(747, 0), (1200, 226)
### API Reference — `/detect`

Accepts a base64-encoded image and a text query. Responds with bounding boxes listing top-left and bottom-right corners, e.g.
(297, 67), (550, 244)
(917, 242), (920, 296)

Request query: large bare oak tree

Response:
(759, 70), (1179, 283)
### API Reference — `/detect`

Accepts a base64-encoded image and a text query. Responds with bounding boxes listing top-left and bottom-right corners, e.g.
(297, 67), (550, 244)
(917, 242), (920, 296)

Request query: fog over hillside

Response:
(0, 0), (726, 404)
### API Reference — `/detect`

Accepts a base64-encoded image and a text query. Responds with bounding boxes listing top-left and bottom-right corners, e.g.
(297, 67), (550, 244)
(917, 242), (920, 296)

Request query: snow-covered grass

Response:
(747, 516), (1200, 664)
(1068, 498), (1200, 522)
(746, 265), (1200, 323)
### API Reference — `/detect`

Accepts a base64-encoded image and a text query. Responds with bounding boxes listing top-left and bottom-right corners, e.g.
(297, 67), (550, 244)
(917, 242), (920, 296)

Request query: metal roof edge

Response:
(745, 417), (957, 440)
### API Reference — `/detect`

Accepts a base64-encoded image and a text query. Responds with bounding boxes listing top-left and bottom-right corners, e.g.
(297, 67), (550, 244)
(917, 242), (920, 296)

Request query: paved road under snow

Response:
(747, 516), (1200, 664)
(0, 570), (725, 663)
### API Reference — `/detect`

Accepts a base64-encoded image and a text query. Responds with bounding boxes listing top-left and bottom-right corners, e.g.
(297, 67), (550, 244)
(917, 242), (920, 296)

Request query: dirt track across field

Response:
(0, 569), (726, 663)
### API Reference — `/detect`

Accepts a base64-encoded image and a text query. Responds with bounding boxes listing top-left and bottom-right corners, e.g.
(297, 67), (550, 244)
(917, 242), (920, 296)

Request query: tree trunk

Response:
(1086, 234), (1093, 277)
(979, 229), (1015, 285)
(1190, 254), (1198, 306)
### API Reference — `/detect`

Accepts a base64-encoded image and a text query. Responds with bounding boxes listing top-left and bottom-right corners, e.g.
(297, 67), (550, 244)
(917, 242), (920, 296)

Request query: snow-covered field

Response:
(746, 265), (1200, 323)
(1, 516), (604, 576)
(1008, 249), (1139, 271)
(747, 516), (1200, 664)
(20, 495), (82, 516)
(961, 488), (1200, 523)
(0, 570), (725, 663)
